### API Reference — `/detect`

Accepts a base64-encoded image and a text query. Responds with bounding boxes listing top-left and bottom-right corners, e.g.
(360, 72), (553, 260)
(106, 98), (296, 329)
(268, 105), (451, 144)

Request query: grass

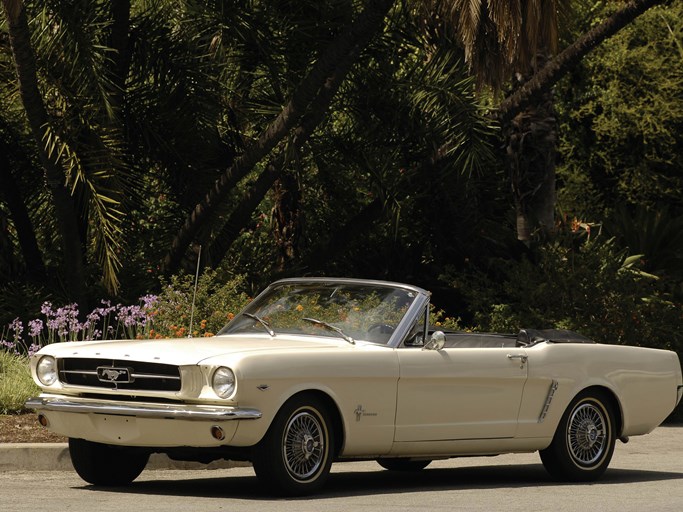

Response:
(0, 351), (40, 414)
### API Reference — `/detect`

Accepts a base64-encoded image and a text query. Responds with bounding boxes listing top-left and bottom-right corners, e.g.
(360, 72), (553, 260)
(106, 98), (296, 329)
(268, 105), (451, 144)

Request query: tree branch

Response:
(496, 0), (666, 122)
(162, 0), (394, 274)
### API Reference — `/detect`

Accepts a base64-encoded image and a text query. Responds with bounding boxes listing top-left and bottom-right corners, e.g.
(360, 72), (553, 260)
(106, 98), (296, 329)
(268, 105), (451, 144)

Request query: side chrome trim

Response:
(25, 396), (262, 422)
(538, 379), (559, 423)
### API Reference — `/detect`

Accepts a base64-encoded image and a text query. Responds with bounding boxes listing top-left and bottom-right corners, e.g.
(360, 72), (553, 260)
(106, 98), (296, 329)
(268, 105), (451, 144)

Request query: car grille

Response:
(58, 358), (181, 392)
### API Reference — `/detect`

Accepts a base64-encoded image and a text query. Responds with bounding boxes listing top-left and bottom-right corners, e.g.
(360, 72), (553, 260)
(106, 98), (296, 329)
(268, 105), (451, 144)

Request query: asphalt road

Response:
(1, 426), (681, 512)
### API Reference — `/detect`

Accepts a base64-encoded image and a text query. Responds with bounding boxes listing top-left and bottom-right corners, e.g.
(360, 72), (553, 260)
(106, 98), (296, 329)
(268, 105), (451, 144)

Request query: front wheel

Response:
(252, 395), (335, 496)
(69, 438), (149, 486)
(540, 390), (616, 481)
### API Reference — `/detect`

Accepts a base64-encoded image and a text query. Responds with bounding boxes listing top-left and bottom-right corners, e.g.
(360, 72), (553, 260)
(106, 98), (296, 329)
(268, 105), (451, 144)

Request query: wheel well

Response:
(579, 385), (624, 436)
(284, 390), (345, 458)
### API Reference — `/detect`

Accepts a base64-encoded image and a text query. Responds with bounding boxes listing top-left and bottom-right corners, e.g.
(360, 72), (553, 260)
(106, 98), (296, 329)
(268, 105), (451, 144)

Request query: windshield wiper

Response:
(302, 317), (355, 345)
(243, 313), (275, 337)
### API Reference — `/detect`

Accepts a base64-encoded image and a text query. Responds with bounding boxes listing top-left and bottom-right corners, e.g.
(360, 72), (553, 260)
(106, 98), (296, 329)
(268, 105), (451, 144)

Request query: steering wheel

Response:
(367, 323), (395, 335)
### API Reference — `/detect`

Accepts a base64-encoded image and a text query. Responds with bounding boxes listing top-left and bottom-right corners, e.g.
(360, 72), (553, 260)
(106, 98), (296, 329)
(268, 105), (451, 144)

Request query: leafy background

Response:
(0, 1), (681, 420)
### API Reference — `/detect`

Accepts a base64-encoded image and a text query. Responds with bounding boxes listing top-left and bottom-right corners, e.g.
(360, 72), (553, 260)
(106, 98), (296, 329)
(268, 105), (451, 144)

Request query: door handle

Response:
(507, 354), (528, 368)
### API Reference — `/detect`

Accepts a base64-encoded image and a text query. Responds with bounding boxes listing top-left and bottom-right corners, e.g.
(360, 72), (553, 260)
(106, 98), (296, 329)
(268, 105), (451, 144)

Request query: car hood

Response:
(35, 334), (343, 366)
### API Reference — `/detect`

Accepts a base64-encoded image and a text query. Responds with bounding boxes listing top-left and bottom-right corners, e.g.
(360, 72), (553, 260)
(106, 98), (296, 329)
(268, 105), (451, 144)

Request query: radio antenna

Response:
(188, 245), (201, 338)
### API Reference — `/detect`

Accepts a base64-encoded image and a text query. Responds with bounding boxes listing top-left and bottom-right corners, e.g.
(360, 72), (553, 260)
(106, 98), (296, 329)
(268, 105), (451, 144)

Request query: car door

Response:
(394, 345), (528, 441)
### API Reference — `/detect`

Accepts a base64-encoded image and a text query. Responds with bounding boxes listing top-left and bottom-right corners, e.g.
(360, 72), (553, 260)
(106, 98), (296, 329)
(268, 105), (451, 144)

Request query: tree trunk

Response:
(498, 0), (665, 241)
(108, 0), (131, 102)
(2, 0), (86, 303)
(163, 0), (395, 274)
(0, 149), (46, 279)
(205, 33), (360, 268)
(272, 170), (302, 271)
(506, 53), (558, 243)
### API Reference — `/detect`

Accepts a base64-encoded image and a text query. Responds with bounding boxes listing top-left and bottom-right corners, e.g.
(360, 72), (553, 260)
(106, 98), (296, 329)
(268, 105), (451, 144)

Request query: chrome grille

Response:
(58, 358), (181, 392)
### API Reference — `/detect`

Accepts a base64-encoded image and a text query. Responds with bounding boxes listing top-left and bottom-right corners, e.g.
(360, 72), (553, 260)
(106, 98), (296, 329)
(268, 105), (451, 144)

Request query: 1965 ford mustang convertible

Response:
(27, 278), (683, 495)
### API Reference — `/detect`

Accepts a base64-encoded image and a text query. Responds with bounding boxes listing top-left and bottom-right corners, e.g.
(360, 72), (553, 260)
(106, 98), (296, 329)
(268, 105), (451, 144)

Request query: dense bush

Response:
(150, 271), (250, 338)
(447, 232), (682, 353)
(556, 3), (683, 216)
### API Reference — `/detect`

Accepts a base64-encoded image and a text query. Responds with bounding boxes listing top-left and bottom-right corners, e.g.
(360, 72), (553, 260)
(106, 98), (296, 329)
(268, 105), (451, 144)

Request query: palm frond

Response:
(42, 123), (125, 293)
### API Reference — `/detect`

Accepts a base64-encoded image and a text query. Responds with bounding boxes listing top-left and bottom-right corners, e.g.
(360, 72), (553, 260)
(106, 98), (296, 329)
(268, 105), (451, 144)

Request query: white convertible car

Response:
(27, 278), (682, 495)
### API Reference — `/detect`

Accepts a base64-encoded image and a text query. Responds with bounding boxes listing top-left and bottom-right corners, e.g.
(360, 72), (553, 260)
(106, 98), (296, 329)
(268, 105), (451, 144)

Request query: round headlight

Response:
(212, 367), (236, 398)
(36, 356), (58, 386)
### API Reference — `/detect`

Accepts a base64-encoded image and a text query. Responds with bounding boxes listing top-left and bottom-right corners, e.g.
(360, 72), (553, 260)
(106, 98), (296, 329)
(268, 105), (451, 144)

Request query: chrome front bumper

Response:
(25, 396), (262, 422)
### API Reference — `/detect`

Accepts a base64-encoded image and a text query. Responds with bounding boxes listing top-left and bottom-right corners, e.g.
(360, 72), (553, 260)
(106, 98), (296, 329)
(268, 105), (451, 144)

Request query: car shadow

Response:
(79, 462), (683, 501)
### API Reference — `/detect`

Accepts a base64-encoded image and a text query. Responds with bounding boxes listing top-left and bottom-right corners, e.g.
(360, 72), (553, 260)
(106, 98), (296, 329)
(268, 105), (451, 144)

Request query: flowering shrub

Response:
(429, 304), (463, 331)
(149, 271), (250, 338)
(0, 298), (157, 357)
(0, 272), (250, 356)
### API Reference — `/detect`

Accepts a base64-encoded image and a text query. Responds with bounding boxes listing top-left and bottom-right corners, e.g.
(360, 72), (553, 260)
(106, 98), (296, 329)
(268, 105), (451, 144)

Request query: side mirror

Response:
(422, 331), (446, 351)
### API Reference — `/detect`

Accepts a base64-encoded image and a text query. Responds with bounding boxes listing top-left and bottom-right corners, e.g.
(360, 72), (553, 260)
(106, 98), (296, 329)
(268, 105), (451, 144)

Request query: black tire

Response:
(540, 390), (616, 481)
(69, 438), (149, 486)
(252, 395), (335, 496)
(377, 458), (431, 472)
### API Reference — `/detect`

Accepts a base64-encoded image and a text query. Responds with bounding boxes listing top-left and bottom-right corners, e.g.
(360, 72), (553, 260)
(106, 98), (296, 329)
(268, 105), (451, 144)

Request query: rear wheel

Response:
(540, 390), (616, 481)
(377, 458), (431, 472)
(252, 395), (334, 496)
(69, 438), (149, 486)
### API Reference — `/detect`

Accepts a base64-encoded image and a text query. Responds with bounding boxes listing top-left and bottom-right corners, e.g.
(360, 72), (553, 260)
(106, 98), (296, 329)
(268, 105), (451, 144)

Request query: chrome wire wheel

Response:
(252, 396), (334, 495)
(567, 402), (607, 467)
(540, 390), (616, 482)
(282, 408), (327, 482)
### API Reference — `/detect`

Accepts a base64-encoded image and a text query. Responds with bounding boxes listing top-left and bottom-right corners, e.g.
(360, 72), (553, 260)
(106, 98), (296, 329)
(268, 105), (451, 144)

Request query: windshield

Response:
(218, 281), (419, 344)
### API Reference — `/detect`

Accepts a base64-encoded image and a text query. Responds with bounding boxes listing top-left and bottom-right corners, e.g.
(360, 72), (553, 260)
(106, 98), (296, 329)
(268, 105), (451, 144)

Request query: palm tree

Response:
(2, 0), (86, 301)
(429, 0), (666, 243)
(199, 3), (497, 277)
(427, 0), (567, 242)
(162, 0), (396, 274)
(2, 0), (222, 296)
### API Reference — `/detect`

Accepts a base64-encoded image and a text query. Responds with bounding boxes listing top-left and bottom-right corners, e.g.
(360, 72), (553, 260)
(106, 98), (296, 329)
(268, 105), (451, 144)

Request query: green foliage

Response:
(0, 282), (49, 330)
(429, 305), (463, 331)
(556, 2), (683, 214)
(1, 0), (499, 298)
(447, 232), (683, 354)
(0, 351), (39, 414)
(604, 206), (683, 291)
(149, 270), (250, 338)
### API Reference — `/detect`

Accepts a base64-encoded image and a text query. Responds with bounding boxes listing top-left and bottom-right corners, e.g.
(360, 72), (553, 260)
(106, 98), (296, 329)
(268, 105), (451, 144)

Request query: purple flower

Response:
(4, 292), (167, 348)
(28, 319), (44, 338)
(40, 301), (54, 316)
(9, 318), (23, 340)
(140, 294), (158, 310)
(118, 304), (146, 328)
(86, 310), (101, 323)
(96, 299), (116, 318)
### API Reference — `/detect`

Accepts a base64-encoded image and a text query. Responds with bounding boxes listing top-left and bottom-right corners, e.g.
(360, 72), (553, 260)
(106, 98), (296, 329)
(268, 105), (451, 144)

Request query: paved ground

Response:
(0, 426), (681, 511)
